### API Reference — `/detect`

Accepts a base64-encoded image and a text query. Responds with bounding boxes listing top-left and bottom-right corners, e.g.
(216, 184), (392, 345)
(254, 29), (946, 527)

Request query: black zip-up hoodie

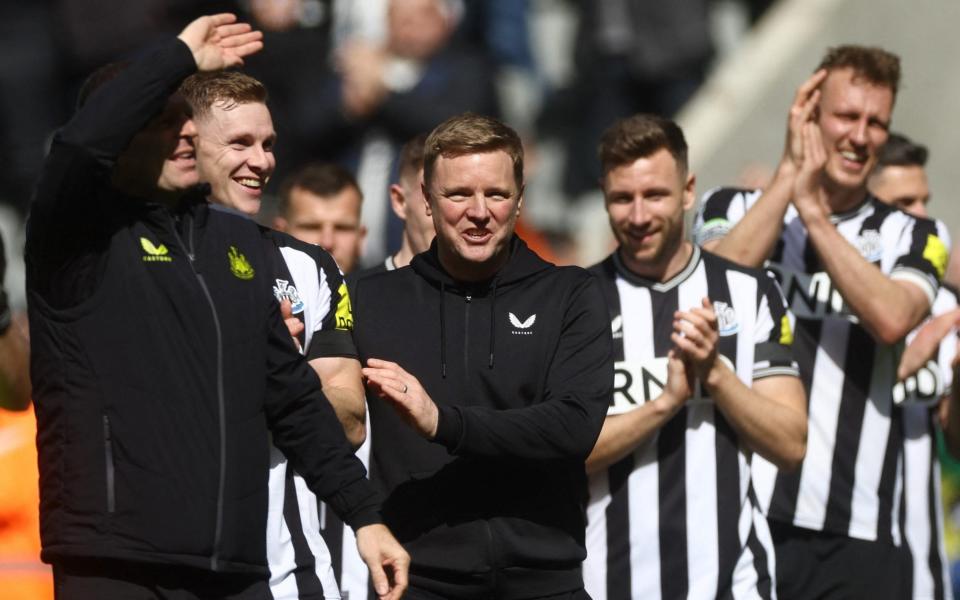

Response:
(352, 237), (613, 598)
(25, 38), (380, 574)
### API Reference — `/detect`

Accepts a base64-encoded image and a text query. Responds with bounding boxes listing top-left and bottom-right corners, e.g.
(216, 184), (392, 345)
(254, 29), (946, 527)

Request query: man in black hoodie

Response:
(26, 14), (406, 599)
(353, 113), (613, 598)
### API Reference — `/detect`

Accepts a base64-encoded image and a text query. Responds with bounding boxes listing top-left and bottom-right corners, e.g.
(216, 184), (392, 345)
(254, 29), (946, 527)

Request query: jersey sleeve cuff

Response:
(306, 329), (359, 360)
(694, 219), (731, 246)
(891, 267), (938, 307)
(753, 364), (801, 379)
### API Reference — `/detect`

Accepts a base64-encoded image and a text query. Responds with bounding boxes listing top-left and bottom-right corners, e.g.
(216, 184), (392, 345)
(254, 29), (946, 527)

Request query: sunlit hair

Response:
(277, 162), (363, 219)
(598, 114), (688, 178)
(423, 113), (523, 190)
(816, 45), (901, 99)
(178, 71), (268, 119)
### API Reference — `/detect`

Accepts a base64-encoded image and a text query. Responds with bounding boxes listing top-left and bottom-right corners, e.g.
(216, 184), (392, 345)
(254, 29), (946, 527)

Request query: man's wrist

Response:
(652, 391), (684, 419)
(703, 355), (733, 391)
(775, 158), (799, 181)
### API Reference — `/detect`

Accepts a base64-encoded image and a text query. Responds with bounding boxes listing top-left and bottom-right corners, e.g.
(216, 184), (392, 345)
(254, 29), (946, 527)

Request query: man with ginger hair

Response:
(180, 69), (407, 600)
(27, 14), (407, 600)
(695, 46), (950, 598)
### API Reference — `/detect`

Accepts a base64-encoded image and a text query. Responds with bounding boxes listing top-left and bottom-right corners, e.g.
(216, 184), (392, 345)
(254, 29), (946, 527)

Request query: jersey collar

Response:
(612, 244), (702, 292)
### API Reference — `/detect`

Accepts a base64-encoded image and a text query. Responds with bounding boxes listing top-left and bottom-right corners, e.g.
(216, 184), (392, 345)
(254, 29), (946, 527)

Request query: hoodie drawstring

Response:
(488, 278), (498, 369)
(440, 281), (447, 378)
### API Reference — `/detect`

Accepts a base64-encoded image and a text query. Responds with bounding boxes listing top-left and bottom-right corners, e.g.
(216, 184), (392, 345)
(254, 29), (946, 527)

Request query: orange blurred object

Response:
(0, 404), (53, 599)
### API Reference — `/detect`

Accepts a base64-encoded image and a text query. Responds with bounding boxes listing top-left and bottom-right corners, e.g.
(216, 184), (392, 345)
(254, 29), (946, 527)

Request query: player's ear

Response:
(389, 184), (406, 220)
(683, 173), (696, 211)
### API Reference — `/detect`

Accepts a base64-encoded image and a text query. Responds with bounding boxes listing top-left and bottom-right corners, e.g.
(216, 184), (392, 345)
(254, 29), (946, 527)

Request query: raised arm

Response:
(700, 70), (826, 267)
(793, 123), (940, 344)
(28, 15), (263, 292)
(363, 275), (613, 461)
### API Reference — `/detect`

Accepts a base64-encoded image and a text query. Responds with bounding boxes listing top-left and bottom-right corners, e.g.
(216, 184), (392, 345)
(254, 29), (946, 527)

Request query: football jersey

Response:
(261, 228), (358, 600)
(585, 246), (798, 599)
(695, 188), (948, 544)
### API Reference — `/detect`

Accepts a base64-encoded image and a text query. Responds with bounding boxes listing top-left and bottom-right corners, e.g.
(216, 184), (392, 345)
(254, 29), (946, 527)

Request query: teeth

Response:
(236, 178), (261, 188)
(840, 151), (862, 162)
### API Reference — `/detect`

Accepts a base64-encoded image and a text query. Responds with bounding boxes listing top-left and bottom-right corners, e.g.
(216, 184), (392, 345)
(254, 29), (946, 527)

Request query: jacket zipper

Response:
(464, 294), (471, 371)
(103, 415), (115, 513)
(169, 214), (227, 571)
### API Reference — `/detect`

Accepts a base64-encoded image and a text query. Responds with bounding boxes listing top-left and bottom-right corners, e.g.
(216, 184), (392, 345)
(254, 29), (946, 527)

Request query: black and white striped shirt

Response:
(584, 246), (798, 599)
(695, 188), (949, 545)
(902, 284), (957, 600)
(314, 257), (398, 600)
(262, 229), (359, 600)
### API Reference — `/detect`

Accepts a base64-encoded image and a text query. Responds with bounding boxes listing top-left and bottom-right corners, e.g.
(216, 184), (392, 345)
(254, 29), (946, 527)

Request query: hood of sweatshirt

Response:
(410, 234), (553, 289)
(409, 235), (553, 376)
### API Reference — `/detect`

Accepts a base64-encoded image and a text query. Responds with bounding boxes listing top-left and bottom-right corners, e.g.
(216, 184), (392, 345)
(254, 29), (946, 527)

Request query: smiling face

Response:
(603, 148), (695, 281)
(816, 68), (894, 196)
(193, 101), (276, 216)
(118, 94), (198, 194)
(425, 151), (522, 281)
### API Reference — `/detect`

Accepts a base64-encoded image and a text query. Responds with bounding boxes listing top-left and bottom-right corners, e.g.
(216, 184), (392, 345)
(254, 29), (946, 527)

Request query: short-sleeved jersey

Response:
(260, 228), (358, 600)
(695, 188), (949, 545)
(901, 284), (958, 600)
(584, 246), (798, 600)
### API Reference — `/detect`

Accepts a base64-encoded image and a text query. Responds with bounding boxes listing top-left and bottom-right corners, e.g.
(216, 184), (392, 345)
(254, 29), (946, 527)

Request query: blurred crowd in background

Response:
(0, 0), (780, 281)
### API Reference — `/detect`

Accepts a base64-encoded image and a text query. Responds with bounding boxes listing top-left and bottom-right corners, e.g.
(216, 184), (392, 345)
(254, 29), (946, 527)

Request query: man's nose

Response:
(466, 193), (490, 221)
(629, 198), (648, 224)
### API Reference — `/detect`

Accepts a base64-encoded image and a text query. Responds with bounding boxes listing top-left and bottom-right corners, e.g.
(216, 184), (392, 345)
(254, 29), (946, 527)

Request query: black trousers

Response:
(771, 521), (910, 600)
(53, 558), (272, 600)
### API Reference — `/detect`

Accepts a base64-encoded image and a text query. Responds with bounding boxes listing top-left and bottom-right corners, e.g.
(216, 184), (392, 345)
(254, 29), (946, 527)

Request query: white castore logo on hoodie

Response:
(509, 312), (536, 335)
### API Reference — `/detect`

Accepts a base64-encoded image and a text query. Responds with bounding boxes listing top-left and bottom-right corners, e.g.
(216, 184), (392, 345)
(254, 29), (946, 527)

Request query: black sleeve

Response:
(306, 249), (358, 360)
(0, 230), (9, 333)
(263, 297), (381, 529)
(432, 273), (614, 460)
(753, 273), (800, 379)
(26, 39), (197, 305)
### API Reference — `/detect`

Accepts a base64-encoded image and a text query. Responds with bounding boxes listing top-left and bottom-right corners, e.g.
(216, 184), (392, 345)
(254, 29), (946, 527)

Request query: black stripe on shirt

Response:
(654, 284), (688, 598)
(606, 456), (634, 599)
(823, 325), (875, 534)
(746, 519), (773, 600)
(284, 469), (324, 598)
(700, 188), (746, 222)
(875, 404), (902, 546)
(929, 443), (946, 600)
(771, 317), (821, 521)
(705, 262), (742, 589)
(319, 501), (345, 587)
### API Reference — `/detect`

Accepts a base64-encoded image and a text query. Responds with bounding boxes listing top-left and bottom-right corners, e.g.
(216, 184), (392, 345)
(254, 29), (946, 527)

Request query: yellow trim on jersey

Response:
(335, 282), (354, 330)
(923, 234), (948, 280)
(779, 314), (793, 346)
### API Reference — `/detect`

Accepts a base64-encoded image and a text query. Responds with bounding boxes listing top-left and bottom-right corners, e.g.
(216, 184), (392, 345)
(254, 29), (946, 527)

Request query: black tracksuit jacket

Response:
(351, 238), (613, 598)
(25, 39), (379, 574)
